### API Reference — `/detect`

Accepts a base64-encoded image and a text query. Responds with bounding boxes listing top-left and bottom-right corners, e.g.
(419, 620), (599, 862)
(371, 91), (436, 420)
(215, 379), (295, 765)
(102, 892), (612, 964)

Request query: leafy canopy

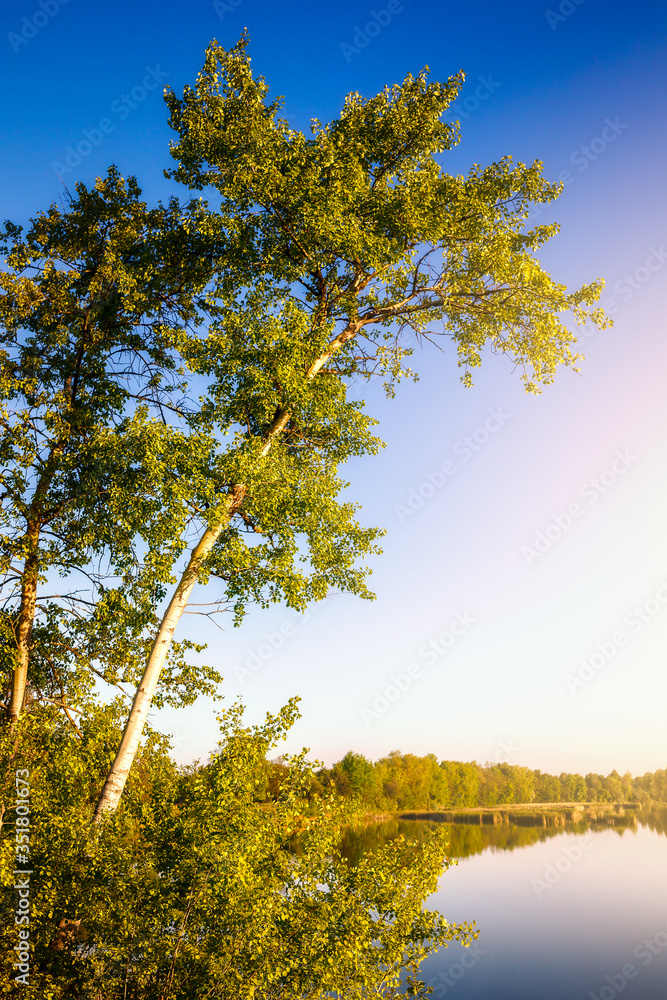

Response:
(165, 33), (609, 394)
(0, 169), (224, 719)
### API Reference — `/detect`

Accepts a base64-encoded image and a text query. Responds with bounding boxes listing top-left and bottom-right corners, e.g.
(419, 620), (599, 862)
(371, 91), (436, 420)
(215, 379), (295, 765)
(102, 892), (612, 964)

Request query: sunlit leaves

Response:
(0, 701), (475, 998)
(166, 35), (610, 394)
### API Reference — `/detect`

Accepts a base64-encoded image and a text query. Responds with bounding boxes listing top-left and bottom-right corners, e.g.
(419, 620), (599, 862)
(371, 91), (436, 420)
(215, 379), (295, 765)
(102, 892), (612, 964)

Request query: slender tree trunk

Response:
(8, 526), (39, 725)
(6, 373), (75, 726)
(94, 320), (362, 820)
(93, 488), (245, 820)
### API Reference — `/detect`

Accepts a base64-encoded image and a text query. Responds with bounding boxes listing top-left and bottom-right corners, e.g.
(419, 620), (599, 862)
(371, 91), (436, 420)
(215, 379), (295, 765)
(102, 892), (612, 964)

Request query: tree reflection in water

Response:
(338, 807), (667, 867)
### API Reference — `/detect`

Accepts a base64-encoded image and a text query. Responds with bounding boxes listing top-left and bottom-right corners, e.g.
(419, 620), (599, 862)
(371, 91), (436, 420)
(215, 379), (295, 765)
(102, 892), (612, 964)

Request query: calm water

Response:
(342, 811), (667, 999)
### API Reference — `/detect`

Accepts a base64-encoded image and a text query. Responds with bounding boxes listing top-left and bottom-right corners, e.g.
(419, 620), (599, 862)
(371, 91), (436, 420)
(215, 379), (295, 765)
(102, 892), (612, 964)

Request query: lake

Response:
(341, 810), (667, 999)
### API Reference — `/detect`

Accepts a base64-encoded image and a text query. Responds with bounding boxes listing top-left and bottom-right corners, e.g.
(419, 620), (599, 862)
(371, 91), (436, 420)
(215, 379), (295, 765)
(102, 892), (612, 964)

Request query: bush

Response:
(1, 700), (475, 998)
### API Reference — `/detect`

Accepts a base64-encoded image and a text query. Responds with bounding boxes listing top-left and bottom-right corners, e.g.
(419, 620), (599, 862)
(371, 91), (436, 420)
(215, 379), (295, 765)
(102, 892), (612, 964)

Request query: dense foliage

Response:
(315, 750), (667, 810)
(0, 701), (476, 998)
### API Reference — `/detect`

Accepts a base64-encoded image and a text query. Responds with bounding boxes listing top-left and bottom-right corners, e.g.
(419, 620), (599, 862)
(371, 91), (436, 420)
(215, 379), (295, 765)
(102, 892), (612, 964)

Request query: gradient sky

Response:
(3, 0), (666, 777)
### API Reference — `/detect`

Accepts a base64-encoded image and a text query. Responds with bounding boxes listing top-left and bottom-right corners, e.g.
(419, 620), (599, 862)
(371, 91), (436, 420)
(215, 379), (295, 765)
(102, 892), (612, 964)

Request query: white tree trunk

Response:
(93, 321), (362, 820)
(93, 519), (230, 820)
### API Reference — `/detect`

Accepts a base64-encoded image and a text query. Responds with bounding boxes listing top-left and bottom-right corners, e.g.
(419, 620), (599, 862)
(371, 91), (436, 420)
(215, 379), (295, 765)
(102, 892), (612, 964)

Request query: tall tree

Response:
(92, 283), (384, 818)
(95, 34), (610, 818)
(0, 169), (223, 727)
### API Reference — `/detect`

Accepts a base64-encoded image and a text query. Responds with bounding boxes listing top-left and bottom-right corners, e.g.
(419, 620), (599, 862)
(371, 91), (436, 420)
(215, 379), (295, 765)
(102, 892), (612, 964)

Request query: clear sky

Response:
(3, 0), (666, 777)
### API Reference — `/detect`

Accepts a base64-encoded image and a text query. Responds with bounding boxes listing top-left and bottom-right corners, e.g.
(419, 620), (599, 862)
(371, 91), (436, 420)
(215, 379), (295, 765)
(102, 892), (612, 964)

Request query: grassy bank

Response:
(393, 802), (639, 827)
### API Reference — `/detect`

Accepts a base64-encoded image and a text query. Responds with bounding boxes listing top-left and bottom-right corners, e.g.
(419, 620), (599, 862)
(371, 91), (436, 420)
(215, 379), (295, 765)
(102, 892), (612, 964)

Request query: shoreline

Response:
(361, 802), (647, 828)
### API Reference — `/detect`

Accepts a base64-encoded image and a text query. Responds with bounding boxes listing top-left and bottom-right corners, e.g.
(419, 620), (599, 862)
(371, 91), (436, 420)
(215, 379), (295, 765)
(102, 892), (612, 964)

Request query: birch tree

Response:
(94, 35), (610, 818)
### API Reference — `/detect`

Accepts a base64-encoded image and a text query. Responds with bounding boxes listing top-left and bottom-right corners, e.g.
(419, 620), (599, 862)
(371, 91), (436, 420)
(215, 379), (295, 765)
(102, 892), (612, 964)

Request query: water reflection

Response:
(340, 808), (667, 1000)
(339, 807), (667, 865)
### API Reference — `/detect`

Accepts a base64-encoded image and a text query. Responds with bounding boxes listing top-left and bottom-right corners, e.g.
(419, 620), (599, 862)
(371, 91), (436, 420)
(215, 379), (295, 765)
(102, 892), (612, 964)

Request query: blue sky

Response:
(3, 0), (666, 776)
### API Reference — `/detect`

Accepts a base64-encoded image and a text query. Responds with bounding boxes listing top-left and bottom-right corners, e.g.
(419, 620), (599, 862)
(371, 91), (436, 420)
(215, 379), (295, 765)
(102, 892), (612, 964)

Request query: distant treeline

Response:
(264, 751), (667, 810)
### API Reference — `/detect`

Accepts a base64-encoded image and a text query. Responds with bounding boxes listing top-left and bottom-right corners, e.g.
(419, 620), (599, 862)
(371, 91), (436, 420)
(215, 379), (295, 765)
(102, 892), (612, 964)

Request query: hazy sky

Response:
(3, 0), (666, 776)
